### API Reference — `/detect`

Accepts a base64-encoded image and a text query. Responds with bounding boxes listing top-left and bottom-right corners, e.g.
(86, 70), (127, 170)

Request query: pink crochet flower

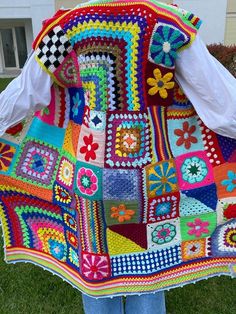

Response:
(187, 218), (209, 238)
(77, 167), (98, 196)
(82, 253), (110, 280)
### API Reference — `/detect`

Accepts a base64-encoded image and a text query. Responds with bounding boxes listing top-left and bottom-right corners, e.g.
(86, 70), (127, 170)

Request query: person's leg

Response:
(125, 291), (166, 314)
(82, 294), (124, 314)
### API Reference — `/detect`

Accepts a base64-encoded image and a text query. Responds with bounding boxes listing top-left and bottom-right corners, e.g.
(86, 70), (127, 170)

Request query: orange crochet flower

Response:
(110, 204), (135, 223)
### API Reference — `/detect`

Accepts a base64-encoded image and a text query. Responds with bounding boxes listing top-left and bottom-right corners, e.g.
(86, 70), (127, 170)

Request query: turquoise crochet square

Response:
(167, 115), (204, 157)
(74, 160), (103, 201)
(27, 117), (66, 148)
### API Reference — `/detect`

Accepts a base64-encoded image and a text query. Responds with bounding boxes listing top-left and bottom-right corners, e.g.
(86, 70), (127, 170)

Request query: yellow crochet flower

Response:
(147, 68), (175, 98)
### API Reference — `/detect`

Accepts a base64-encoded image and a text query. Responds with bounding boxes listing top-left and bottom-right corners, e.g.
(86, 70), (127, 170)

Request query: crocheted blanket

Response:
(1, 0), (236, 297)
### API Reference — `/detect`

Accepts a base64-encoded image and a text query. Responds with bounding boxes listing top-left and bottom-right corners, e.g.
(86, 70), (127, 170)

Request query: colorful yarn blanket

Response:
(1, 0), (236, 297)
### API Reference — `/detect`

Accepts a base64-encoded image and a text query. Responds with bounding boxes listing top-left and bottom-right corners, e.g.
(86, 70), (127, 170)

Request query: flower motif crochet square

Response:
(167, 116), (204, 157)
(180, 212), (217, 241)
(181, 239), (208, 261)
(74, 161), (102, 201)
(53, 182), (73, 207)
(104, 112), (152, 168)
(103, 168), (141, 201)
(148, 23), (188, 68)
(175, 151), (214, 191)
(14, 139), (59, 187)
(104, 200), (140, 226)
(211, 220), (236, 256)
(0, 140), (17, 174)
(147, 218), (181, 250)
(68, 247), (79, 268)
(216, 197), (236, 225)
(214, 163), (236, 199)
(69, 87), (85, 125)
(77, 125), (105, 168)
(81, 252), (111, 281)
(146, 192), (180, 223)
(56, 156), (75, 190)
(145, 159), (178, 198)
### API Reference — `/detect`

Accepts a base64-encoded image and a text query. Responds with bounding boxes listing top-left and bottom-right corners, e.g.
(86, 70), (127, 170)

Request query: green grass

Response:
(0, 77), (236, 313)
(0, 78), (14, 91)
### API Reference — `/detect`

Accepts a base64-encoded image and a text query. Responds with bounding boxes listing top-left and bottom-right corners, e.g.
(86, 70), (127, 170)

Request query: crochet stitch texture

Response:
(1, 0), (236, 297)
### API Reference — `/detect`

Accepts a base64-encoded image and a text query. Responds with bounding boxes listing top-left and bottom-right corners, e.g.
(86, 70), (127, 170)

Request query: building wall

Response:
(0, 0), (55, 38)
(225, 0), (236, 45)
(174, 0), (228, 44)
(55, 0), (85, 10)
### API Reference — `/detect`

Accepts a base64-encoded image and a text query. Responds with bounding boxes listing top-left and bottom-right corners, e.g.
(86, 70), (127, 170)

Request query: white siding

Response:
(174, 0), (228, 44)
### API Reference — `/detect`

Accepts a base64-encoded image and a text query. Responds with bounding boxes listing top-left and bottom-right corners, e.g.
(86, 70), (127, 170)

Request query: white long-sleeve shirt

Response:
(0, 35), (236, 138)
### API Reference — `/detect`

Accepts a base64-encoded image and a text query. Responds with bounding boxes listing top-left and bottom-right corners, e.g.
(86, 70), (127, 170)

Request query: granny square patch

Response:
(35, 25), (72, 73)
(216, 197), (236, 225)
(167, 115), (204, 157)
(103, 168), (141, 201)
(13, 139), (59, 187)
(211, 220), (236, 256)
(180, 212), (217, 241)
(147, 218), (181, 250)
(88, 110), (106, 131)
(145, 159), (178, 198)
(104, 200), (140, 226)
(0, 139), (17, 175)
(74, 161), (102, 200)
(81, 252), (111, 281)
(53, 182), (74, 207)
(214, 163), (236, 198)
(69, 87), (85, 125)
(149, 22), (187, 68)
(77, 125), (105, 168)
(175, 151), (214, 190)
(146, 192), (180, 223)
(105, 112), (152, 168)
(56, 155), (75, 190)
(181, 238), (208, 261)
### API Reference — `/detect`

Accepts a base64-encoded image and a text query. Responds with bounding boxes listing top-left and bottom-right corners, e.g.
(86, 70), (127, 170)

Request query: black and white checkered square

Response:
(35, 26), (72, 73)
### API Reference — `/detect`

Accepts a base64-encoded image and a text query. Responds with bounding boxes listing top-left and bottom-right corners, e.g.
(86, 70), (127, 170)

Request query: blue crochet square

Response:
(69, 87), (85, 125)
(103, 168), (141, 201)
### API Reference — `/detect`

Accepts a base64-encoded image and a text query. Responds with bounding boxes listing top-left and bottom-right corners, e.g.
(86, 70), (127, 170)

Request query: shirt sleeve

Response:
(175, 34), (236, 139)
(0, 51), (52, 137)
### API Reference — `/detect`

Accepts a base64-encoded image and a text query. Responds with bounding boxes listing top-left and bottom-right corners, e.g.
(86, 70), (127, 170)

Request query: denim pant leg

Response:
(125, 291), (166, 314)
(82, 294), (124, 314)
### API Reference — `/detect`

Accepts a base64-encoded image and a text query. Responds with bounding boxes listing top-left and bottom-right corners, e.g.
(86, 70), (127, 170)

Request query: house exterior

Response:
(0, 0), (55, 74)
(0, 0), (235, 75)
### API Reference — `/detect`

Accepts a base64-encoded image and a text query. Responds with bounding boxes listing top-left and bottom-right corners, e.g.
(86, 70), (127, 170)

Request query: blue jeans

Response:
(82, 291), (166, 314)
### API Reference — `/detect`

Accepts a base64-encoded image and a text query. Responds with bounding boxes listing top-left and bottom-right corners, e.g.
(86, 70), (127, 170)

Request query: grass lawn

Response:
(0, 78), (14, 92)
(0, 78), (236, 313)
